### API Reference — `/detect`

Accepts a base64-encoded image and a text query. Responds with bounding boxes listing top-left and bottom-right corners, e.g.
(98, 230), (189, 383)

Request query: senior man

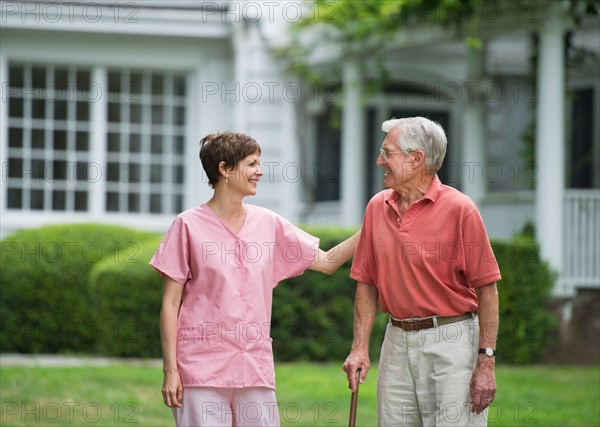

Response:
(343, 117), (501, 426)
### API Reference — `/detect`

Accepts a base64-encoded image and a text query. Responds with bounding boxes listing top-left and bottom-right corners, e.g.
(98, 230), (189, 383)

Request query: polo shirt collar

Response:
(385, 174), (442, 206)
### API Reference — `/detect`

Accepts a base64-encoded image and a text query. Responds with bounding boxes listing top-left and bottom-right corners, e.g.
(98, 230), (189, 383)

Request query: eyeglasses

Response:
(379, 148), (402, 161)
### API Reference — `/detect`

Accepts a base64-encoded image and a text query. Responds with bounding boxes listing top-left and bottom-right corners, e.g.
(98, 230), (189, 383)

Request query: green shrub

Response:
(493, 238), (558, 363)
(1, 224), (557, 364)
(272, 227), (388, 362)
(0, 224), (157, 354)
(89, 236), (163, 357)
(273, 232), (557, 364)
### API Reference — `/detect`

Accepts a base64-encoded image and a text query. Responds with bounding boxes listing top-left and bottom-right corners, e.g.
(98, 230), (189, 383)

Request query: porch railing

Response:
(563, 190), (600, 289)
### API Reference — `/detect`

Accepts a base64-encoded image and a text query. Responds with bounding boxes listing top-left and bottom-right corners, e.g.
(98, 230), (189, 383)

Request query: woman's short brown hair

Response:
(199, 131), (261, 188)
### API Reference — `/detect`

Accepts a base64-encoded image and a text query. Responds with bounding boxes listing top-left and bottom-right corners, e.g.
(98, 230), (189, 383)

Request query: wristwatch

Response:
(479, 348), (496, 357)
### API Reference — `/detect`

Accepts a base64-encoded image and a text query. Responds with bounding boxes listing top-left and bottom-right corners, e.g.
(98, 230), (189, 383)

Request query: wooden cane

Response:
(349, 369), (360, 427)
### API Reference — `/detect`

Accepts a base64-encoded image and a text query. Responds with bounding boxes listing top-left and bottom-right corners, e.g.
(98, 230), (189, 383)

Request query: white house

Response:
(1, 1), (599, 305)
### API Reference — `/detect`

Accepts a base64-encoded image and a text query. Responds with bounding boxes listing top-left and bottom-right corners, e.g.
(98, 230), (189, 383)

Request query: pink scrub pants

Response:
(173, 386), (280, 426)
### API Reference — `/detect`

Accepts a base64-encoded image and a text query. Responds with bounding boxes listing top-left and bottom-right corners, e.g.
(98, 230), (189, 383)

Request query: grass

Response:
(0, 362), (598, 426)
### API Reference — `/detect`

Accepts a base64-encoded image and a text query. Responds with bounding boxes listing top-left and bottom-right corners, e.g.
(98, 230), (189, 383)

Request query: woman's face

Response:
(227, 152), (263, 196)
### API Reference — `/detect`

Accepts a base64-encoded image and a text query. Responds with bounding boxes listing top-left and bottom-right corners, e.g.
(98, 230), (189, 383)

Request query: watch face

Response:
(486, 348), (494, 356)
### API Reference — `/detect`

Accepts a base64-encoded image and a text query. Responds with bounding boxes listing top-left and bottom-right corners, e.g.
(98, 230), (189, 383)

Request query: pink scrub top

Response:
(149, 203), (319, 389)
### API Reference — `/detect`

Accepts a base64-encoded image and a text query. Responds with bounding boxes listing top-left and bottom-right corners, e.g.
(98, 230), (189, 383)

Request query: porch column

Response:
(535, 8), (568, 274)
(340, 58), (365, 226)
(461, 44), (486, 206)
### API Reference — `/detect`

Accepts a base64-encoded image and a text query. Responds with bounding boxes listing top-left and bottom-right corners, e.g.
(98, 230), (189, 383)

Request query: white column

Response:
(535, 11), (568, 275)
(461, 45), (486, 206)
(340, 59), (365, 226)
(89, 67), (107, 218)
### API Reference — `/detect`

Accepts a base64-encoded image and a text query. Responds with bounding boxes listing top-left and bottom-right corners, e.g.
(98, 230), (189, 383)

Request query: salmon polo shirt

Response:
(149, 203), (319, 389)
(351, 175), (501, 319)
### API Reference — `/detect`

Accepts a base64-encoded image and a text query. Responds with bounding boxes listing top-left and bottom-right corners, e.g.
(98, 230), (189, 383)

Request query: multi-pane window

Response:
(6, 64), (92, 211)
(4, 62), (187, 215)
(106, 70), (186, 214)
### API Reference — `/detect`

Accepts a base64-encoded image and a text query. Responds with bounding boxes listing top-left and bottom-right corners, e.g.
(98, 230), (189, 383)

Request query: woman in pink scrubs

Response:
(150, 131), (359, 426)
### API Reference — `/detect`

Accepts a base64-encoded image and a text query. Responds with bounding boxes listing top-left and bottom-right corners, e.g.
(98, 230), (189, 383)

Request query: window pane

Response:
(32, 99), (45, 119)
(128, 193), (140, 212)
(106, 192), (119, 211)
(174, 106), (185, 125)
(76, 131), (89, 151)
(152, 105), (163, 124)
(54, 68), (69, 91)
(31, 159), (45, 180)
(108, 103), (121, 122)
(130, 72), (143, 95)
(76, 101), (89, 121)
(7, 188), (22, 209)
(173, 194), (183, 213)
(130, 133), (141, 153)
(152, 74), (163, 95)
(126, 163), (140, 183)
(173, 165), (184, 184)
(108, 133), (120, 152)
(9, 65), (24, 88)
(54, 100), (67, 120)
(31, 189), (44, 210)
(77, 162), (90, 181)
(107, 162), (120, 182)
(150, 164), (162, 183)
(31, 129), (45, 149)
(150, 194), (162, 213)
(76, 70), (90, 92)
(174, 135), (184, 155)
(130, 103), (142, 123)
(53, 130), (67, 150)
(151, 134), (162, 154)
(53, 190), (66, 211)
(9, 97), (23, 117)
(75, 191), (88, 211)
(108, 71), (121, 94)
(32, 67), (46, 89)
(9, 127), (23, 148)
(53, 160), (67, 181)
(174, 76), (186, 96)
(8, 158), (23, 178)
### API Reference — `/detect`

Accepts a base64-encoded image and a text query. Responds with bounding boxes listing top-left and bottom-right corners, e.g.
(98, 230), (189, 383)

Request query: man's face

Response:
(377, 128), (417, 189)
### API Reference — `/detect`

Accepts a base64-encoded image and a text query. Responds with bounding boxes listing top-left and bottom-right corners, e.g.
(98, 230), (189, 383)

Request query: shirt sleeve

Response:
(350, 206), (376, 286)
(149, 216), (191, 285)
(461, 209), (502, 288)
(273, 215), (319, 284)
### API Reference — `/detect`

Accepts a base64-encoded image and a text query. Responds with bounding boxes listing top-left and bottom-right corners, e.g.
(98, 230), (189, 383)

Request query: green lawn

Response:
(1, 362), (598, 426)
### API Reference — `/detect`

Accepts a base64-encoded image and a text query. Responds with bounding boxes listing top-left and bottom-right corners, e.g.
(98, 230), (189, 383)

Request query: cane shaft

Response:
(349, 370), (360, 427)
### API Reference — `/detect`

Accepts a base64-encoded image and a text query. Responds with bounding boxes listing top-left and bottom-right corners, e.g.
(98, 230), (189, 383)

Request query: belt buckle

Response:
(402, 319), (418, 331)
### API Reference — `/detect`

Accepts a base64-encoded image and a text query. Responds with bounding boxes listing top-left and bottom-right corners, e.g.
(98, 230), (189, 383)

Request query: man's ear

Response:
(412, 150), (425, 166)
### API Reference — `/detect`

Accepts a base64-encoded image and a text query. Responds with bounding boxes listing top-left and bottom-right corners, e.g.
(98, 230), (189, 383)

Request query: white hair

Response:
(381, 117), (447, 173)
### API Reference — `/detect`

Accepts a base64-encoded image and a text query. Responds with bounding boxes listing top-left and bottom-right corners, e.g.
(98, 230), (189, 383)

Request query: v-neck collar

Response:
(202, 203), (250, 237)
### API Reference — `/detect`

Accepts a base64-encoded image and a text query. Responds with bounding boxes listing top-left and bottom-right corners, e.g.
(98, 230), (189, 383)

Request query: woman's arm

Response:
(160, 276), (184, 408)
(309, 229), (361, 275)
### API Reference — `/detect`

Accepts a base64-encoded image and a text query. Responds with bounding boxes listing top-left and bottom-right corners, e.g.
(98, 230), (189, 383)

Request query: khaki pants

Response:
(377, 316), (488, 427)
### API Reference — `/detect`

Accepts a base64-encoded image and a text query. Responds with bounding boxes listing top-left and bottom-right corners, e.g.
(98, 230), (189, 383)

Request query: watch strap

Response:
(479, 348), (496, 356)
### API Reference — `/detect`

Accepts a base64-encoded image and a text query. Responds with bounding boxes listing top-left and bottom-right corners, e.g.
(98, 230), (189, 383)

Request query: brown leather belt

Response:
(390, 313), (473, 331)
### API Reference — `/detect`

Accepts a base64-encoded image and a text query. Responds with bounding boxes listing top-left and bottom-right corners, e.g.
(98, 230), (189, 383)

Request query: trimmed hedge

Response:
(88, 236), (163, 357)
(0, 224), (157, 354)
(1, 224), (557, 363)
(492, 238), (558, 363)
(271, 227), (387, 361)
